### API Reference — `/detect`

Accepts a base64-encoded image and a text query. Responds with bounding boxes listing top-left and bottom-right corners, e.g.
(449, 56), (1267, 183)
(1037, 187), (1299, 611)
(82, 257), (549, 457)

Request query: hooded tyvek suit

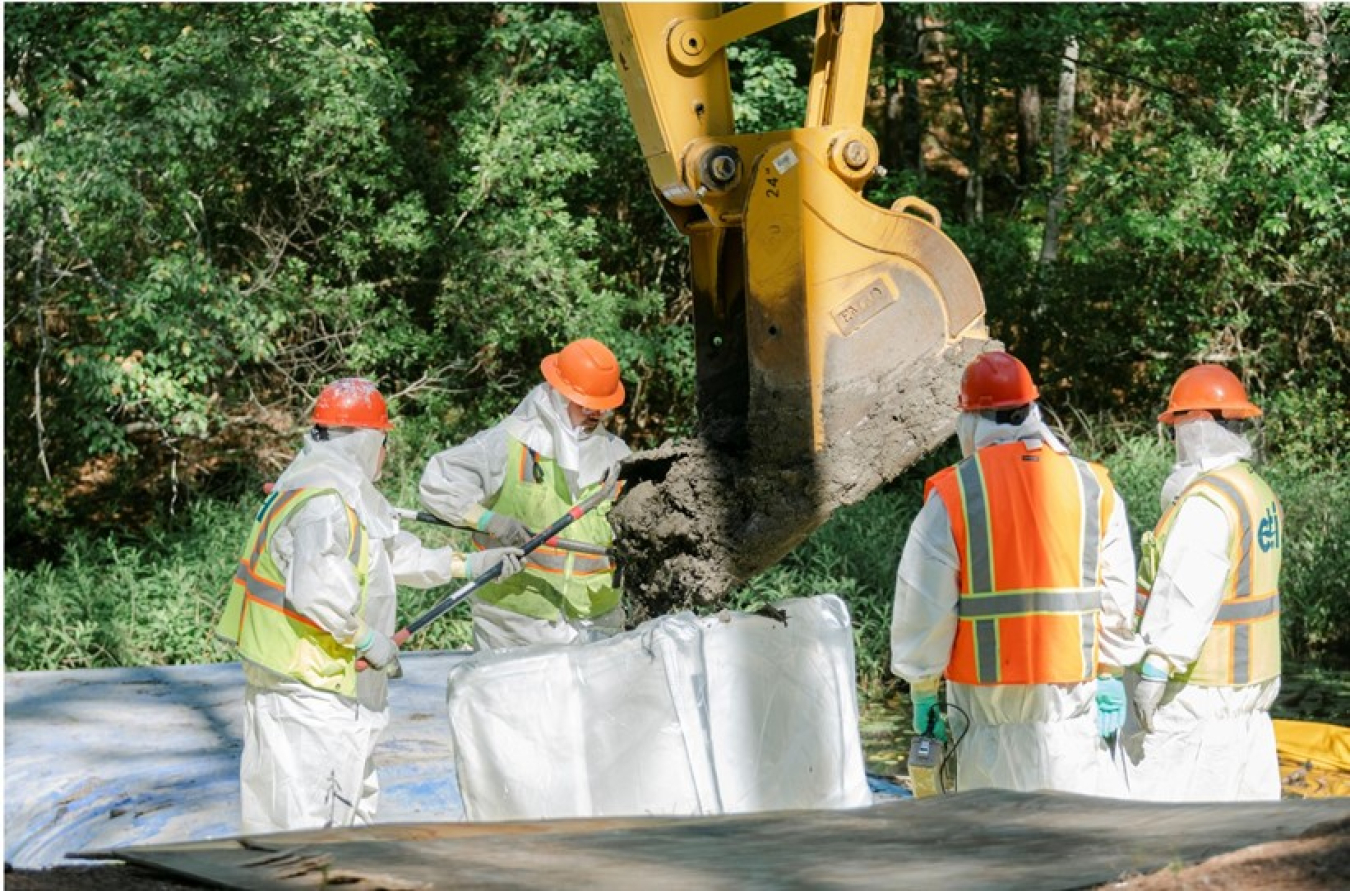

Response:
(1123, 415), (1283, 800)
(229, 427), (464, 833)
(420, 383), (631, 649)
(890, 406), (1143, 795)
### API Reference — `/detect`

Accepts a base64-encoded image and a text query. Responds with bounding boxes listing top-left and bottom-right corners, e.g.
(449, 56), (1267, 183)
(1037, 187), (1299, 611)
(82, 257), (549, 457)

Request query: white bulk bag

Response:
(446, 595), (870, 820)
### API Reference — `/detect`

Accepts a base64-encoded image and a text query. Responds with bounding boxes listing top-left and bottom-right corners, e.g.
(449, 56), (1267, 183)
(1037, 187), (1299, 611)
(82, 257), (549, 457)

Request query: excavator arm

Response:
(600, 3), (991, 618)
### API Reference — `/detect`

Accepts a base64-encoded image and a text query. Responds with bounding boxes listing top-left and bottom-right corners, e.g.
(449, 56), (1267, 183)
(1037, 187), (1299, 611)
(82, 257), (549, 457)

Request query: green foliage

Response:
(1263, 459), (1350, 666)
(389, 5), (695, 442)
(4, 3), (1347, 682)
(4, 4), (444, 556)
(727, 42), (805, 132)
(5, 498), (249, 670)
(1022, 5), (1346, 414)
(1093, 428), (1173, 539)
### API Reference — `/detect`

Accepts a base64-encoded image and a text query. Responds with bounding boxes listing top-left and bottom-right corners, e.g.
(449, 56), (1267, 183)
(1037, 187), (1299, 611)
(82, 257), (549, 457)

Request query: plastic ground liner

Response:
(4, 652), (472, 868)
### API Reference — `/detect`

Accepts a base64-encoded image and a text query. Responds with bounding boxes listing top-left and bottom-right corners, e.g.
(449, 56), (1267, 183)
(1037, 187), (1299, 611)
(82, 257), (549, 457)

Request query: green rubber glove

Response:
(910, 679), (948, 742)
(1095, 675), (1126, 739)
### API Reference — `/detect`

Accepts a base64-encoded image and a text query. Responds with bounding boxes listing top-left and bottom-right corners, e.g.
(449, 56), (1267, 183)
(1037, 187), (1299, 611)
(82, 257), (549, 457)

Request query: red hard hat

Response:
(958, 352), (1040, 411)
(312, 378), (394, 431)
(541, 338), (625, 411)
(1159, 364), (1261, 424)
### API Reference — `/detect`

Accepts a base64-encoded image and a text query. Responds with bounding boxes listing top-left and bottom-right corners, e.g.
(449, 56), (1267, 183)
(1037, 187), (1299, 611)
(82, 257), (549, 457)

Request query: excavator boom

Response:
(601, 2), (990, 618)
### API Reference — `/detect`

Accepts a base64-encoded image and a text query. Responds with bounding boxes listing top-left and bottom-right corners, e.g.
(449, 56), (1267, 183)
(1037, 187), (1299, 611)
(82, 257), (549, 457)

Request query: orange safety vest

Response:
(928, 442), (1114, 686)
(1136, 462), (1281, 687)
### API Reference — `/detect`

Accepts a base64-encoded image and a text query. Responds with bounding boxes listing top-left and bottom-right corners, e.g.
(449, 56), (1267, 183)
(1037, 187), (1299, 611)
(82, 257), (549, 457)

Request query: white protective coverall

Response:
(420, 383), (631, 649)
(890, 406), (1143, 796)
(240, 427), (463, 833)
(1122, 415), (1281, 801)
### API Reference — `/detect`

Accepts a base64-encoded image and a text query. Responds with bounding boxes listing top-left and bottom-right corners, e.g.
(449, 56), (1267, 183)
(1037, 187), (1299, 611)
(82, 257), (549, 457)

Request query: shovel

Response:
(357, 469), (621, 670)
(390, 506), (611, 558)
(261, 483), (610, 558)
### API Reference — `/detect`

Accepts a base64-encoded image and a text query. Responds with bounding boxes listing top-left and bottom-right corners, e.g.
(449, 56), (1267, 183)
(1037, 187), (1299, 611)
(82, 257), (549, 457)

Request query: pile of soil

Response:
(611, 339), (985, 623)
(1098, 815), (1350, 890)
(6, 863), (201, 890)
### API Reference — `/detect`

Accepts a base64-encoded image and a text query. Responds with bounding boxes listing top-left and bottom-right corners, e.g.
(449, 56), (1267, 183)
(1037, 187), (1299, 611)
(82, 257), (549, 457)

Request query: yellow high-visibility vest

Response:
(216, 487), (370, 695)
(472, 439), (620, 620)
(1137, 462), (1282, 686)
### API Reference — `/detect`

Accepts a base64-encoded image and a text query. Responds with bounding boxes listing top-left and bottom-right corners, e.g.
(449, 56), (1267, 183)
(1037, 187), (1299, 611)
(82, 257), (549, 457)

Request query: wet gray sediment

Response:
(612, 338), (989, 622)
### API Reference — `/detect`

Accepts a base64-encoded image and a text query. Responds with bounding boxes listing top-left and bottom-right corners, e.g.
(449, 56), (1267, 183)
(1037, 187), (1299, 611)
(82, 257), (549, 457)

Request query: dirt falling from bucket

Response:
(611, 339), (989, 623)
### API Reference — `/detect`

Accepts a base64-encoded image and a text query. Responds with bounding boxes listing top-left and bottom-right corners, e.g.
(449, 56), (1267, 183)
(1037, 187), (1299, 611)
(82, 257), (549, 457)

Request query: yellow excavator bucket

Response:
(601, 2), (990, 614)
(741, 134), (986, 460)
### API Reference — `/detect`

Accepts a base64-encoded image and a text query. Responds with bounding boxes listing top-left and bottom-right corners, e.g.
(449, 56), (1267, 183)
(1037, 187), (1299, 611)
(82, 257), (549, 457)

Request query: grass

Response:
(6, 417), (1347, 687)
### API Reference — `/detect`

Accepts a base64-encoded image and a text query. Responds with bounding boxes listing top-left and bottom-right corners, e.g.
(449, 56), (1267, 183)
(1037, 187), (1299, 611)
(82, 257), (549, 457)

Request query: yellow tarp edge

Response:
(1275, 719), (1350, 772)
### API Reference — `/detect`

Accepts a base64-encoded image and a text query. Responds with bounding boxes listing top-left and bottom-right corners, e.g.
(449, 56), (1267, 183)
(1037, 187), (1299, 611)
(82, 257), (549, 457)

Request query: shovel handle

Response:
(400, 471), (621, 640)
(356, 468), (621, 670)
(355, 627), (414, 673)
(392, 507), (611, 557)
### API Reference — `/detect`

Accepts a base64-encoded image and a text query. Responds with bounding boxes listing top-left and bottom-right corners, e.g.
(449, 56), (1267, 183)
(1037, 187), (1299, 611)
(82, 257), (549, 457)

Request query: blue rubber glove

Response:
(1095, 674), (1126, 739)
(910, 682), (949, 743)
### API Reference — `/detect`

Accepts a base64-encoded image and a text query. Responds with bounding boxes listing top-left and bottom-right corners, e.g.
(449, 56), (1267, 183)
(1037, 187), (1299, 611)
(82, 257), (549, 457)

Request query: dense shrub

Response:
(5, 4), (1345, 687)
(6, 414), (1347, 687)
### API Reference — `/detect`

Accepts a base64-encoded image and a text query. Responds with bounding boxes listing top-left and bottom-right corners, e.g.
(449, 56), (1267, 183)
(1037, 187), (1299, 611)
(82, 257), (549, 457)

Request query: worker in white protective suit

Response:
(1124, 364), (1283, 801)
(890, 351), (1143, 795)
(216, 378), (523, 833)
(420, 338), (631, 650)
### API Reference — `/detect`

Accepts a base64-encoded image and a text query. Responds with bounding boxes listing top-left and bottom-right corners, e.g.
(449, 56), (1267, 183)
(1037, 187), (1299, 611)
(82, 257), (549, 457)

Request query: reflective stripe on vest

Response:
(929, 443), (1111, 686)
(214, 487), (369, 695)
(471, 439), (620, 620)
(1137, 463), (1281, 686)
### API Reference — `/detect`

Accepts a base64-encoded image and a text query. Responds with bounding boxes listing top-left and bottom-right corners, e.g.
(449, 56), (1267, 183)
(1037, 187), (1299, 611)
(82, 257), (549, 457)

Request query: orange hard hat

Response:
(958, 351), (1040, 411)
(1159, 364), (1261, 424)
(312, 378), (394, 431)
(541, 338), (625, 411)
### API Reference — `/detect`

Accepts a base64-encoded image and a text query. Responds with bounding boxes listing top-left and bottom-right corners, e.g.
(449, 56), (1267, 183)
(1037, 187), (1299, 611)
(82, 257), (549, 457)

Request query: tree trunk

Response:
(1040, 36), (1078, 265)
(1301, 2), (1330, 130)
(958, 57), (986, 223)
(880, 10), (928, 181)
(1016, 83), (1042, 187)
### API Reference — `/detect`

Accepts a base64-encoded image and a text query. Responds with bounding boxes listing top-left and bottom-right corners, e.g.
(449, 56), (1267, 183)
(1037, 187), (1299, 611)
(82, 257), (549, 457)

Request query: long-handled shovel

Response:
(390, 506), (611, 558)
(262, 481), (608, 558)
(357, 470), (620, 670)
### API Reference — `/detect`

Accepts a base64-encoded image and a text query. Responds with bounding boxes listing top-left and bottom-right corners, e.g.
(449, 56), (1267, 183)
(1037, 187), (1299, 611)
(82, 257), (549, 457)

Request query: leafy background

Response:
(5, 4), (1346, 685)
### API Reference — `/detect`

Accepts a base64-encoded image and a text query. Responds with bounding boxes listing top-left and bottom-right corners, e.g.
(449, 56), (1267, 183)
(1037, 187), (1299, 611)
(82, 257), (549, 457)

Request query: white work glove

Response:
(468, 547), (525, 580)
(358, 630), (403, 679)
(480, 509), (533, 546)
(1132, 662), (1169, 732)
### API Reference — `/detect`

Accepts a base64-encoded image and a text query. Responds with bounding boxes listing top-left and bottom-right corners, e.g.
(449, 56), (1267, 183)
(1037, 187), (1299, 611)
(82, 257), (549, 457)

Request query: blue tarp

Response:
(4, 652), (471, 868)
